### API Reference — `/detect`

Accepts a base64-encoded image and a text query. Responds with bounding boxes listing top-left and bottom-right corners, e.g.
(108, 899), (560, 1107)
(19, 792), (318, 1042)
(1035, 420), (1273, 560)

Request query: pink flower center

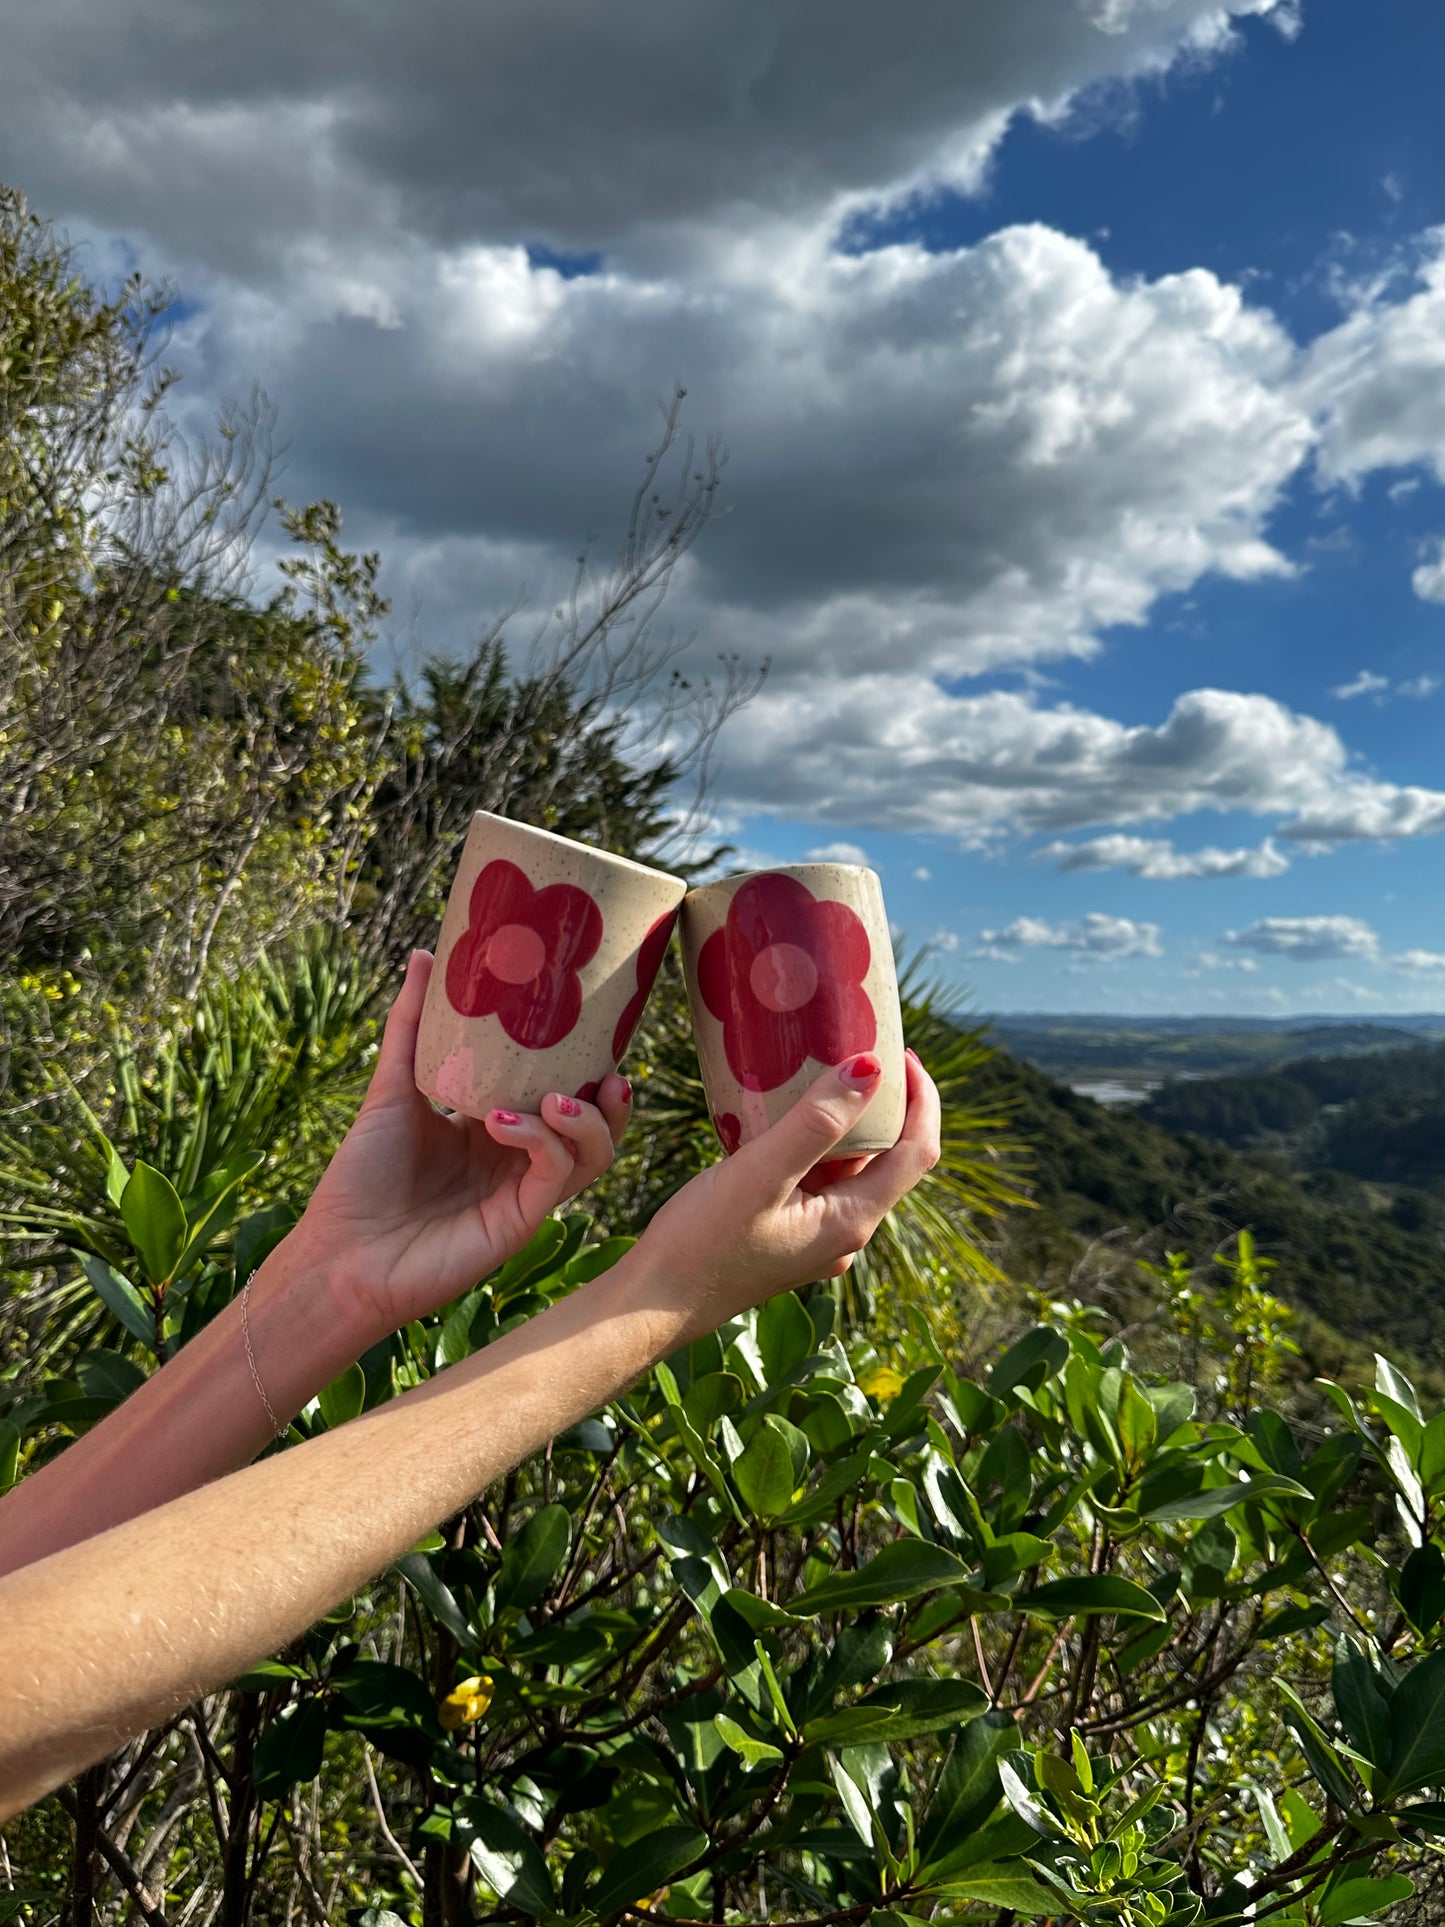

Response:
(485, 922), (547, 985)
(749, 941), (819, 1015)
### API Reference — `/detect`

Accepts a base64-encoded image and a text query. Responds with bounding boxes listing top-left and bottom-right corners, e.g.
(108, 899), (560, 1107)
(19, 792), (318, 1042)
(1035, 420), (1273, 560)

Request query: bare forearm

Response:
(0, 1222), (368, 1580)
(0, 1246), (681, 1820)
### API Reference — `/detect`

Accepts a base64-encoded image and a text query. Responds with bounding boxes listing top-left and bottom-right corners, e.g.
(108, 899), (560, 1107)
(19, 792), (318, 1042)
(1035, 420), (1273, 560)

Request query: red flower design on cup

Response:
(697, 873), (875, 1093)
(612, 907), (679, 1062)
(713, 1112), (743, 1157)
(445, 859), (603, 1052)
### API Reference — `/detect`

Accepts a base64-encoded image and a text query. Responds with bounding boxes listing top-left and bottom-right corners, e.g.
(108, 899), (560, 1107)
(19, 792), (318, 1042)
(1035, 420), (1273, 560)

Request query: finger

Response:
(539, 1090), (617, 1198)
(365, 951), (434, 1107)
(484, 1108), (577, 1221)
(595, 1073), (632, 1148)
(741, 1054), (885, 1194)
(822, 1049), (941, 1221)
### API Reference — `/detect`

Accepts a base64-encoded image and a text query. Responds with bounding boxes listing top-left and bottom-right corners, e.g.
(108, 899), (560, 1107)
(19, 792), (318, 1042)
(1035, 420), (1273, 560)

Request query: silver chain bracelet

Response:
(240, 1270), (286, 1438)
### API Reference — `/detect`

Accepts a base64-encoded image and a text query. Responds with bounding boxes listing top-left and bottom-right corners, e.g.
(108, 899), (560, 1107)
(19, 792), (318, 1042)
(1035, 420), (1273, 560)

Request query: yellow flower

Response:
(858, 1362), (906, 1402)
(438, 1674), (494, 1730)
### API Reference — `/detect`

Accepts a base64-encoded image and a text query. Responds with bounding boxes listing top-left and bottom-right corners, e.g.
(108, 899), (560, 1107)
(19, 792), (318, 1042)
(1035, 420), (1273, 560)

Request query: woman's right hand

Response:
(634, 1048), (940, 1347)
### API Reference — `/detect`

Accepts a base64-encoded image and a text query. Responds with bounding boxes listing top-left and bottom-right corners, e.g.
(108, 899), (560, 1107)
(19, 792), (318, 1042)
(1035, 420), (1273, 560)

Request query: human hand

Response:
(633, 1048), (940, 1348)
(299, 951), (630, 1345)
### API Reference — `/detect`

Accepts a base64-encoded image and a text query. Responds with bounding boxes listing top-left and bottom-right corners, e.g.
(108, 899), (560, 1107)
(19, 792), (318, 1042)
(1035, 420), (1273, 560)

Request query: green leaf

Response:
(1012, 1576), (1166, 1621)
(119, 1161), (188, 1285)
(0, 1892), (52, 1923)
(989, 1325), (1069, 1398)
(75, 1251), (155, 1348)
(714, 1712), (784, 1769)
(318, 1362), (365, 1429)
(395, 1553), (474, 1650)
(757, 1290), (815, 1380)
(234, 1202), (299, 1291)
(734, 1417), (801, 1519)
(1332, 1640), (1394, 1769)
(438, 1287), (487, 1367)
(997, 1757), (1064, 1839)
(590, 1824), (706, 1914)
(562, 1233), (635, 1287)
(929, 1866), (1062, 1916)
(1117, 1375), (1158, 1463)
(173, 1149), (264, 1278)
(253, 1698), (329, 1798)
(807, 1677), (988, 1748)
(1278, 1680), (1361, 1813)
(1375, 1354), (1422, 1421)
(916, 1710), (1025, 1871)
(73, 1349), (148, 1404)
(332, 1660), (440, 1734)
(455, 1798), (555, 1917)
(682, 1370), (744, 1431)
(493, 1502), (571, 1615)
(792, 1540), (1006, 1617)
(1384, 1648), (1445, 1797)
(1318, 1874), (1415, 1925)
(1399, 1545), (1445, 1635)
(0, 1420), (18, 1491)
(231, 1659), (310, 1692)
(1139, 1473), (1310, 1524)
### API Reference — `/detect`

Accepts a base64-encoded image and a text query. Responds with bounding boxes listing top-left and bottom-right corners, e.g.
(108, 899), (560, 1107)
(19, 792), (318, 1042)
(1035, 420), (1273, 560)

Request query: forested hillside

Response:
(987, 1052), (1445, 1382)
(1138, 1043), (1445, 1202)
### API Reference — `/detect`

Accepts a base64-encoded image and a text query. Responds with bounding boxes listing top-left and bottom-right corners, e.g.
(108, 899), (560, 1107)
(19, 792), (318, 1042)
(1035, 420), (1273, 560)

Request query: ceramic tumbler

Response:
(415, 811), (686, 1120)
(680, 863), (906, 1158)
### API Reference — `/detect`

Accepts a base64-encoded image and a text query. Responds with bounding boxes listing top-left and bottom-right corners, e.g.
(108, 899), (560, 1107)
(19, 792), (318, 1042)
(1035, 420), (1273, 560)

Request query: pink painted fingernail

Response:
(620, 1078), (633, 1104)
(554, 1094), (582, 1117)
(491, 1109), (521, 1126)
(905, 1047), (921, 1065)
(840, 1052), (883, 1087)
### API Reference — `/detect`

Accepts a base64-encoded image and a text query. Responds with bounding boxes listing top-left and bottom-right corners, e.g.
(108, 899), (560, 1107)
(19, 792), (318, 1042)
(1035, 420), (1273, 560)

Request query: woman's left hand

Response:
(299, 950), (630, 1344)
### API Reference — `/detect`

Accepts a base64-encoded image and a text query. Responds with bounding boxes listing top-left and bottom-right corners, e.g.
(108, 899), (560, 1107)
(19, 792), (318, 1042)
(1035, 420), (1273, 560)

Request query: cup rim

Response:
(684, 859), (877, 900)
(470, 810), (686, 891)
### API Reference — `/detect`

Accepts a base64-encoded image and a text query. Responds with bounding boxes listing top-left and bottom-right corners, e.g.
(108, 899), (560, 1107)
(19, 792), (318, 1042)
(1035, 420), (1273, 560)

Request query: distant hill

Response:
(983, 1048), (1445, 1378)
(989, 1014), (1445, 1089)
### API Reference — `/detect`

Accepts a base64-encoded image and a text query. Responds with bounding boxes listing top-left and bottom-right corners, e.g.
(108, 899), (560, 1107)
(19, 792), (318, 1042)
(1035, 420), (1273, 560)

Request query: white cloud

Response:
(1393, 949), (1445, 972)
(717, 681), (1445, 847)
(1222, 915), (1381, 961)
(1037, 832), (1289, 877)
(1413, 538), (1445, 605)
(804, 841), (873, 867)
(977, 912), (1162, 958)
(1198, 950), (1260, 971)
(1332, 670), (1391, 701)
(0, 0), (1294, 280)
(1334, 666), (1443, 702)
(912, 866), (933, 882)
(14, 0), (1445, 875)
(1302, 231), (1445, 489)
(928, 928), (962, 953)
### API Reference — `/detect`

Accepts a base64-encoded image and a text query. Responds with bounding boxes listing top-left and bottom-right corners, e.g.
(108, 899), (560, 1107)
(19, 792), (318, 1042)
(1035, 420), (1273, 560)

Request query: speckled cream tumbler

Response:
(415, 812), (686, 1120)
(680, 863), (906, 1158)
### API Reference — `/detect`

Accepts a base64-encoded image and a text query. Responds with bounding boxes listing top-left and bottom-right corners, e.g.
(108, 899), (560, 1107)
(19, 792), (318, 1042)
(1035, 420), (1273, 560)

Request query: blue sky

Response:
(719, 4), (1445, 1011)
(4, 0), (1444, 1013)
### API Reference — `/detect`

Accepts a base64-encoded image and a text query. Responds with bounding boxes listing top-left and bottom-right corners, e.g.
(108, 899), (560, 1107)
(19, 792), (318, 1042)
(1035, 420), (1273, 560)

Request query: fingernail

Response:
(491, 1109), (521, 1126)
(554, 1094), (582, 1117)
(620, 1078), (633, 1104)
(840, 1052), (883, 1088)
(905, 1047), (921, 1065)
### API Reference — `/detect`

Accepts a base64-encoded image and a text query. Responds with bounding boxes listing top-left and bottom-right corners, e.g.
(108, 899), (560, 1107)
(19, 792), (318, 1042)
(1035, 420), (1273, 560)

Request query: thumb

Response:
(749, 1053), (884, 1192)
(366, 950), (434, 1105)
